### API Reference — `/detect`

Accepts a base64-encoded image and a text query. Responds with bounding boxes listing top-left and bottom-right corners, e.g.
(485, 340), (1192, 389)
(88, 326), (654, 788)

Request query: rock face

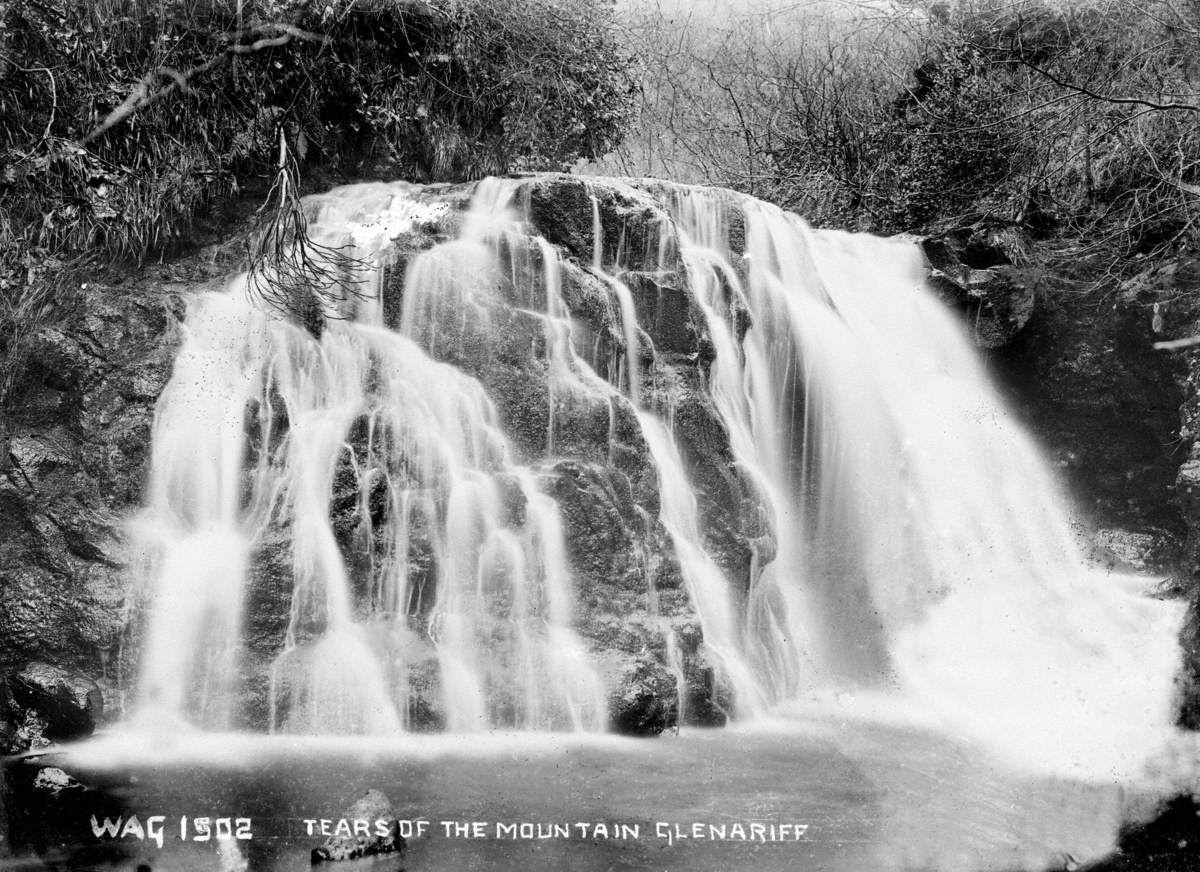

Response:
(1085, 794), (1200, 871)
(1147, 256), (1200, 730)
(360, 175), (758, 731)
(1169, 259), (1200, 576)
(969, 247), (1200, 731)
(8, 175), (765, 735)
(990, 258), (1191, 536)
(920, 222), (1037, 349)
(1090, 528), (1181, 573)
(4, 175), (1200, 739)
(10, 662), (103, 741)
(0, 272), (193, 724)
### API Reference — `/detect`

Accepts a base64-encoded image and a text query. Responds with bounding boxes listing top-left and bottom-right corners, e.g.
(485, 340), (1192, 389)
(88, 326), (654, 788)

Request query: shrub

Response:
(0, 0), (637, 405)
(606, 0), (1200, 258)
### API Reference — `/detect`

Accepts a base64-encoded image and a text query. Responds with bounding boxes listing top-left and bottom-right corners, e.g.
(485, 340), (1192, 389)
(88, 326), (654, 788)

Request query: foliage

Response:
(602, 0), (1200, 261)
(950, 0), (1200, 257)
(0, 0), (637, 405)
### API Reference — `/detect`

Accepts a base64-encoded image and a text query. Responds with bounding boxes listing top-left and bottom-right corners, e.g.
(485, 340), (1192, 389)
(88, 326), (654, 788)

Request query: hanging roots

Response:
(246, 129), (368, 333)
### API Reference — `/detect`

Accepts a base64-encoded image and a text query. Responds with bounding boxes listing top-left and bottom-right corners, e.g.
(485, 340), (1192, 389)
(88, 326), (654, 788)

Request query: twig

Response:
(0, 54), (59, 143)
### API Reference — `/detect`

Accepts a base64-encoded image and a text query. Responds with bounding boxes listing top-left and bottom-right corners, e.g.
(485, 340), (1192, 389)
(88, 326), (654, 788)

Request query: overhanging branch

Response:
(80, 23), (330, 145)
(1007, 52), (1200, 114)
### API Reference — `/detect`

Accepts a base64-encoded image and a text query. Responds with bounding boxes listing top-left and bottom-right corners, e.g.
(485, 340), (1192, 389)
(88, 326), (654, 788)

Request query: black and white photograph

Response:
(2, 0), (1199, 869)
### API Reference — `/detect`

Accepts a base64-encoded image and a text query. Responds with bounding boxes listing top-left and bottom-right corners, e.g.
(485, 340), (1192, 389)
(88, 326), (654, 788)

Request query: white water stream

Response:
(130, 176), (1184, 782)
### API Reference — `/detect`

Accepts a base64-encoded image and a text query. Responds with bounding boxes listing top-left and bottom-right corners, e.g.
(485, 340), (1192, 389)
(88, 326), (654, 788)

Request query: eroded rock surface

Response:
(1, 278), (190, 692)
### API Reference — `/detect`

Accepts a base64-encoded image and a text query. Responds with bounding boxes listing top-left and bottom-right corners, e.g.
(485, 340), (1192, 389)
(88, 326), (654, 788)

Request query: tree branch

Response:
(1008, 52), (1200, 114)
(80, 23), (329, 145)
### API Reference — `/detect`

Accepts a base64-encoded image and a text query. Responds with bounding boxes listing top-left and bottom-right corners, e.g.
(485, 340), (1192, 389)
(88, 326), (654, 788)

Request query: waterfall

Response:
(129, 174), (1183, 779)
(660, 186), (1184, 776)
(133, 182), (607, 734)
(636, 411), (769, 717)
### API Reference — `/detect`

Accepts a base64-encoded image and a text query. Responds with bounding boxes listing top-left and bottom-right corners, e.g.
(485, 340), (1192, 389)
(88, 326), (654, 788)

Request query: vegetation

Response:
(0, 0), (636, 404)
(8, 0), (1200, 405)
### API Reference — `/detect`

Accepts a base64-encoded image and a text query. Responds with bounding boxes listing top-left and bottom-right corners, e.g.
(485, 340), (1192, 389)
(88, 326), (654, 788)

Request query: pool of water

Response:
(3, 711), (1169, 872)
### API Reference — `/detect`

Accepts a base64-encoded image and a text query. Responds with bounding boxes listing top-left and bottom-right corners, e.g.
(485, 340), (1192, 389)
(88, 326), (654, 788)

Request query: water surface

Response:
(15, 711), (1160, 872)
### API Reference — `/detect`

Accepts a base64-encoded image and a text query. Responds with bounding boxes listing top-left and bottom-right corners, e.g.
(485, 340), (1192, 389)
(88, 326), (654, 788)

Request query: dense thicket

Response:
(603, 0), (1200, 260)
(0, 0), (636, 403)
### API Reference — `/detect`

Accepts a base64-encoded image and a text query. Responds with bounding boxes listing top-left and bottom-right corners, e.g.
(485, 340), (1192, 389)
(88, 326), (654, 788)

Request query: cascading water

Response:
(133, 182), (607, 734)
(129, 173), (1183, 781)
(659, 186), (1184, 776)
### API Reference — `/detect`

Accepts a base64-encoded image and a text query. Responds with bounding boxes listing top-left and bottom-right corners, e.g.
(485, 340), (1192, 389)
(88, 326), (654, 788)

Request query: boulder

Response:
(311, 789), (405, 863)
(10, 662), (103, 741)
(523, 174), (679, 272)
(1090, 528), (1181, 573)
(607, 654), (680, 735)
(920, 224), (1036, 348)
(32, 767), (83, 795)
(0, 673), (54, 754)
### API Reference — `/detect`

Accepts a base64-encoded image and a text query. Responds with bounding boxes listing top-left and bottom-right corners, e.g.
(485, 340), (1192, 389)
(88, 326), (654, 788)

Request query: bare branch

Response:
(245, 129), (368, 327)
(1007, 52), (1200, 114)
(80, 23), (330, 145)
